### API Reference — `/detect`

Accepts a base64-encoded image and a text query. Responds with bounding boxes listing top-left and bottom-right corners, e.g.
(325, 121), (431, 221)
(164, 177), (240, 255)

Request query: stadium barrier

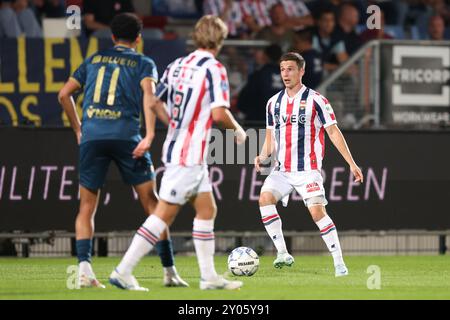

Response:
(1, 127), (449, 232)
(0, 230), (448, 257)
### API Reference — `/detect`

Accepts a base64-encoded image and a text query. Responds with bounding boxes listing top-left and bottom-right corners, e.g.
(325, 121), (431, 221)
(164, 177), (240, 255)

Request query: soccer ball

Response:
(227, 247), (259, 276)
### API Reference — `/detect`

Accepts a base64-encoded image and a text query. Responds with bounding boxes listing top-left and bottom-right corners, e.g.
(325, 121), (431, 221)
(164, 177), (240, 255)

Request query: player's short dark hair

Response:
(280, 52), (305, 69)
(264, 44), (282, 63)
(110, 13), (143, 43)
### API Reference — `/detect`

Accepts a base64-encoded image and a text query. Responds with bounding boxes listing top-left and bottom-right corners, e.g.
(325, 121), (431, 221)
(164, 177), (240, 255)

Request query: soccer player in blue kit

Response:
(58, 13), (187, 289)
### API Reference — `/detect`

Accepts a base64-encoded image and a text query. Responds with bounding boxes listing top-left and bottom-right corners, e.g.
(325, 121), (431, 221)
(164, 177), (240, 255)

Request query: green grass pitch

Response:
(0, 255), (449, 300)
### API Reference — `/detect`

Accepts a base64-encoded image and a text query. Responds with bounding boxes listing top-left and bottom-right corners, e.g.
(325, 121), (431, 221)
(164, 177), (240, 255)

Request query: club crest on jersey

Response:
(220, 80), (228, 91)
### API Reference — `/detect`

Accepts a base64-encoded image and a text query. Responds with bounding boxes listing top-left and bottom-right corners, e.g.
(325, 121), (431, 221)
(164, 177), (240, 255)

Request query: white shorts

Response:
(260, 170), (327, 207)
(159, 165), (212, 205)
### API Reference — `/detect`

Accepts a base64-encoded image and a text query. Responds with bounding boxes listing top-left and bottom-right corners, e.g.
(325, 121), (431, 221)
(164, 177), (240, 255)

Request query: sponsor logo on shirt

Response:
(86, 106), (122, 120)
(275, 114), (307, 125)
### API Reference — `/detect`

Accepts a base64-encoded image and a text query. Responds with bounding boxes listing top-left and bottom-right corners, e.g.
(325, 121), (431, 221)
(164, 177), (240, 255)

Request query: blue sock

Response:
(155, 240), (174, 267)
(76, 239), (92, 263)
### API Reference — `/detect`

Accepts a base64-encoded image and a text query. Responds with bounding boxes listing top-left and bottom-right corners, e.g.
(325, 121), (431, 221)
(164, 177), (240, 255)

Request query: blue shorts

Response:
(79, 140), (154, 190)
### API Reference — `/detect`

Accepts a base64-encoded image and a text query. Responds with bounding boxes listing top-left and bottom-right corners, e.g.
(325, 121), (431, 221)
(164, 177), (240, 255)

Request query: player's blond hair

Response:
(192, 15), (228, 50)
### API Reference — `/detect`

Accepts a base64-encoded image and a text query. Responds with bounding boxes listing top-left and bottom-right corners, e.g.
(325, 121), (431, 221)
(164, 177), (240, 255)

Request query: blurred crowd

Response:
(1, 0), (449, 122)
(0, 0), (448, 40)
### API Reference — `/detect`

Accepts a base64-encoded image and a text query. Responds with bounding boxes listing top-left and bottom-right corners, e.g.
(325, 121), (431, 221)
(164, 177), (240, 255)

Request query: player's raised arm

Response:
(325, 124), (363, 183)
(211, 107), (247, 144)
(58, 78), (82, 145)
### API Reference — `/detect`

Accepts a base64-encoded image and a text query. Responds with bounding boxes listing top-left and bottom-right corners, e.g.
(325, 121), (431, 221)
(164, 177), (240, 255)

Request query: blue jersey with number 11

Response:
(71, 45), (158, 143)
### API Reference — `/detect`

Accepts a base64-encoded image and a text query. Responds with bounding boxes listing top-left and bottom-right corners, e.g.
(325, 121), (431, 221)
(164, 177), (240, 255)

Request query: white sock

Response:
(260, 205), (288, 254)
(192, 218), (218, 281)
(79, 261), (95, 278)
(315, 215), (344, 266)
(116, 215), (167, 275)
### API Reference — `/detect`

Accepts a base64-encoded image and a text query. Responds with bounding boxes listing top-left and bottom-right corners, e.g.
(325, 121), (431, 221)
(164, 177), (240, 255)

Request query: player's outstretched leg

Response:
(75, 186), (105, 289)
(110, 200), (181, 291)
(191, 192), (243, 290)
(259, 192), (294, 269)
(110, 214), (167, 291)
(309, 202), (347, 277)
(134, 181), (188, 287)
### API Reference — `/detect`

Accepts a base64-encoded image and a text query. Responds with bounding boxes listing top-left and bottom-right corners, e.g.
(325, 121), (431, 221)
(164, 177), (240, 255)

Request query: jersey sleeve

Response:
(139, 56), (158, 85)
(266, 99), (274, 129)
(313, 93), (337, 128)
(207, 63), (230, 109)
(70, 59), (88, 88)
(155, 64), (171, 103)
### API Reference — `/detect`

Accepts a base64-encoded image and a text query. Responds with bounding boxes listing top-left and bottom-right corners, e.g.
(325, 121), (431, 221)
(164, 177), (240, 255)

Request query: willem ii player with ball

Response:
(254, 52), (364, 276)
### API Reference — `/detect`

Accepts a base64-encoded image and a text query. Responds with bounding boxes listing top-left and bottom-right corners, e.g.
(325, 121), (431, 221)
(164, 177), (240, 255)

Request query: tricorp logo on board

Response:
(392, 46), (450, 107)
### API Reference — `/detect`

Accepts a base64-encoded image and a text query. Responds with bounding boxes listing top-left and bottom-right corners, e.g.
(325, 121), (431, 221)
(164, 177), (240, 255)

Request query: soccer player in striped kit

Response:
(110, 15), (247, 291)
(254, 52), (364, 277)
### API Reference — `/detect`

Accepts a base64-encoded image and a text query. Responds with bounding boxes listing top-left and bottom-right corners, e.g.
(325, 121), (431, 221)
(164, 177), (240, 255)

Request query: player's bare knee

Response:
(305, 196), (327, 221)
(77, 210), (95, 223)
(78, 203), (97, 218)
(211, 203), (217, 219)
(310, 210), (326, 222)
(259, 192), (277, 207)
(204, 206), (217, 220)
(195, 202), (217, 220)
(79, 197), (98, 214)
